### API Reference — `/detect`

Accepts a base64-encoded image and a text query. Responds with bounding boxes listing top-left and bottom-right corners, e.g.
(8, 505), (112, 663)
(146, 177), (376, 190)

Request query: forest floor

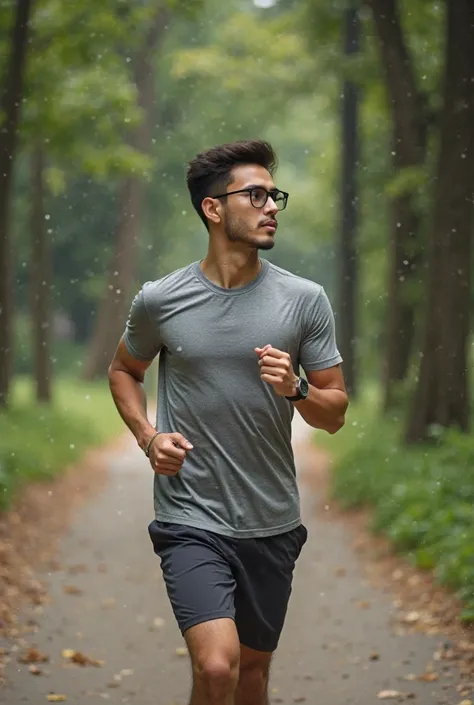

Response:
(1, 414), (473, 705)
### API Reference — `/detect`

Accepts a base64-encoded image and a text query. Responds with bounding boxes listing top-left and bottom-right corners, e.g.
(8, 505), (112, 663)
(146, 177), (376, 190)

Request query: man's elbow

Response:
(327, 414), (346, 435)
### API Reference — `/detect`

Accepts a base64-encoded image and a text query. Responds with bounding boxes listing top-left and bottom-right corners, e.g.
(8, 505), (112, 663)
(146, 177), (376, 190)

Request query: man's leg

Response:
(185, 617), (240, 705)
(148, 522), (239, 705)
(235, 644), (272, 705)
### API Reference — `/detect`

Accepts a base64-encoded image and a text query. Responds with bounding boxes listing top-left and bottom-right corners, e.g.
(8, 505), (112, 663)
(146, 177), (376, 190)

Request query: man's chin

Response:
(252, 234), (275, 251)
(256, 240), (275, 251)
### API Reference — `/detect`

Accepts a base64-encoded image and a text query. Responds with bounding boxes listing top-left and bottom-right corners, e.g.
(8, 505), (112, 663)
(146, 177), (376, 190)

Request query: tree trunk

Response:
(0, 0), (34, 408)
(83, 10), (167, 380)
(368, 0), (427, 410)
(337, 3), (360, 398)
(405, 0), (474, 443)
(30, 147), (52, 403)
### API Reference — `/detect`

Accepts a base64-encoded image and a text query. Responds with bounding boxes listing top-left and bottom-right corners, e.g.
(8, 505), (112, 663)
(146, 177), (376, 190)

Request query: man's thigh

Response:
(233, 524), (308, 652)
(148, 521), (237, 635)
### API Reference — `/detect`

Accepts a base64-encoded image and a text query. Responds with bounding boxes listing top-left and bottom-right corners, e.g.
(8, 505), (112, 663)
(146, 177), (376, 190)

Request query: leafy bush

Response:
(317, 390), (474, 623)
(0, 377), (123, 510)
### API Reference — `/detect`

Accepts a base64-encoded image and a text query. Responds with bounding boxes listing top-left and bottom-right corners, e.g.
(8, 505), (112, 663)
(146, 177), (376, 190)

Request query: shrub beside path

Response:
(0, 415), (470, 705)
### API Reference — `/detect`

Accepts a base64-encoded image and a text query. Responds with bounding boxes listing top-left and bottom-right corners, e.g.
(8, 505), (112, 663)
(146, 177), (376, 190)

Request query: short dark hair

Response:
(186, 139), (278, 230)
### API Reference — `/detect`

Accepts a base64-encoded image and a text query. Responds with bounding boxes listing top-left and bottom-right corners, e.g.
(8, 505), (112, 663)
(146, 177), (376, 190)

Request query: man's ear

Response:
(202, 196), (221, 225)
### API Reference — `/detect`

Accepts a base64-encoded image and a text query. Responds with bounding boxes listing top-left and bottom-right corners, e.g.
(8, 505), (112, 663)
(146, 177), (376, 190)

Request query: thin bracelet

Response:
(144, 431), (160, 457)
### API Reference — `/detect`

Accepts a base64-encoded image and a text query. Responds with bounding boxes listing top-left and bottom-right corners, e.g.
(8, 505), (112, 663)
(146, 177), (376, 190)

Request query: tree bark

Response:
(30, 147), (52, 403)
(337, 4), (360, 398)
(368, 0), (428, 410)
(83, 9), (167, 380)
(0, 0), (34, 408)
(405, 0), (474, 443)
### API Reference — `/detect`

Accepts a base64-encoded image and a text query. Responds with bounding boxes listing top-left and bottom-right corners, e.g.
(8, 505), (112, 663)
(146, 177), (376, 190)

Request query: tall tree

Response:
(0, 0), (34, 408)
(83, 8), (168, 380)
(337, 2), (360, 397)
(406, 0), (474, 442)
(368, 0), (428, 410)
(30, 146), (52, 402)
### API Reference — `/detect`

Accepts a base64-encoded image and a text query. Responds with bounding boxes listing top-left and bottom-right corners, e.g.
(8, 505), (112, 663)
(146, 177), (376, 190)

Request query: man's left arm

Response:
(256, 286), (348, 434)
(256, 344), (348, 434)
(293, 365), (348, 434)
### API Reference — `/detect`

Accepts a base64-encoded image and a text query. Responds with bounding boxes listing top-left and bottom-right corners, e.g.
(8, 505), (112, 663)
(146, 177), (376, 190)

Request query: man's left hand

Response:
(255, 344), (299, 398)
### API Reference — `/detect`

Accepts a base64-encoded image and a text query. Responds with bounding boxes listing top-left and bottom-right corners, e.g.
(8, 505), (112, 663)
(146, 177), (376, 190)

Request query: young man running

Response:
(108, 139), (348, 705)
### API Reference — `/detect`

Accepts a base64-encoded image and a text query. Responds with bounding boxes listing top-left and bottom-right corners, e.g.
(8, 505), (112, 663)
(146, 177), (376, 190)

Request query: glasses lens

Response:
(250, 187), (268, 208)
(274, 191), (287, 211)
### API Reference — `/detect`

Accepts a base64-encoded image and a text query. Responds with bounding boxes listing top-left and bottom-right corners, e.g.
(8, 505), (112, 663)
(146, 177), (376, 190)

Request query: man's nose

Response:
(264, 197), (278, 216)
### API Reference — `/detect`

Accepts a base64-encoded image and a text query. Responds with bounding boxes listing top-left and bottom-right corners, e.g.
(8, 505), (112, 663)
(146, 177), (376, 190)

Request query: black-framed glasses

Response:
(213, 186), (289, 211)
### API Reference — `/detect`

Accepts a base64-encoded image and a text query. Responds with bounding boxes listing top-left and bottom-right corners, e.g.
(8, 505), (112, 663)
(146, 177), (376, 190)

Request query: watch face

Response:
(300, 378), (309, 396)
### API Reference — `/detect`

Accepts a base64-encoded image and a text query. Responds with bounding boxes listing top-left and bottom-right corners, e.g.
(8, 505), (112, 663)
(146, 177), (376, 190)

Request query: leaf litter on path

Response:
(61, 648), (104, 667)
(377, 690), (415, 700)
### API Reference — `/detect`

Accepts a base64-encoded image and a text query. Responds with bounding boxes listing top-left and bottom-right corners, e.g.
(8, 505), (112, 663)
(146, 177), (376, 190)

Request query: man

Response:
(108, 139), (348, 705)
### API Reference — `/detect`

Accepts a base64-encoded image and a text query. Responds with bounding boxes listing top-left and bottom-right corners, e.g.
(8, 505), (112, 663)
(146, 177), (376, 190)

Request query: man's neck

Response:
(200, 248), (261, 290)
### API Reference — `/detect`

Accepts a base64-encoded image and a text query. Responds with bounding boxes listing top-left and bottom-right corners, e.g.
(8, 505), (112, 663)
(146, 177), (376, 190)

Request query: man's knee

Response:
(193, 655), (239, 695)
(186, 619), (240, 702)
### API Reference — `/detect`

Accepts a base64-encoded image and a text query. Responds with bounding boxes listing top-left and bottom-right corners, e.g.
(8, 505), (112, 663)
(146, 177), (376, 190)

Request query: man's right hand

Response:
(147, 432), (193, 476)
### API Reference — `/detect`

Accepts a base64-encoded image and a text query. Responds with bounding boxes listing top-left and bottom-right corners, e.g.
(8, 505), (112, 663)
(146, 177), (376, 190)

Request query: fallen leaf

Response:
(101, 598), (116, 609)
(459, 701), (473, 705)
(46, 696), (67, 702)
(370, 651), (380, 661)
(62, 585), (83, 596)
(67, 564), (88, 575)
(401, 611), (420, 624)
(357, 600), (370, 609)
(377, 690), (415, 700)
(151, 617), (165, 629)
(61, 649), (103, 667)
(418, 671), (438, 682)
(18, 647), (49, 664)
(175, 646), (188, 657)
(120, 668), (133, 677)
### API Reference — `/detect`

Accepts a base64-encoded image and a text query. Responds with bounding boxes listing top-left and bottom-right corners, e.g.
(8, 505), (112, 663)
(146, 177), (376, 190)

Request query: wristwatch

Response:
(285, 377), (309, 402)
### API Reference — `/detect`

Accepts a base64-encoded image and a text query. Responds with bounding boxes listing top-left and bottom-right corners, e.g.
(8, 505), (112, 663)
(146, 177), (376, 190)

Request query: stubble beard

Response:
(224, 214), (275, 251)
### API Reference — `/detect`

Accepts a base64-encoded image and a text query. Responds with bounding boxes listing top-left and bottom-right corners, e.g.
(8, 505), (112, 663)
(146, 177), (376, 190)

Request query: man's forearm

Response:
(293, 385), (348, 433)
(108, 369), (156, 450)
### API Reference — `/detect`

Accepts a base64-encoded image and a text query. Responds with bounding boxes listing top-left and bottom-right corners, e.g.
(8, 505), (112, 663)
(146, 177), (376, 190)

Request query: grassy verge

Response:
(0, 377), (124, 511)
(316, 386), (474, 623)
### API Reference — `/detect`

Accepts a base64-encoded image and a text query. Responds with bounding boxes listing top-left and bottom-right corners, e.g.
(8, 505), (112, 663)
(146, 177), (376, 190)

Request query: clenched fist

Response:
(147, 432), (193, 476)
(255, 344), (298, 398)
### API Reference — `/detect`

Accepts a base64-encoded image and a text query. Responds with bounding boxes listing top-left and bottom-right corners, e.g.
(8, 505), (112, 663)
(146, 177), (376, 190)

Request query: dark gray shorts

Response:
(148, 520), (308, 653)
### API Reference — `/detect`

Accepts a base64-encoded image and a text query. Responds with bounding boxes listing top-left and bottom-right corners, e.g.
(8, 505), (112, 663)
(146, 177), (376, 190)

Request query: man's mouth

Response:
(261, 220), (278, 233)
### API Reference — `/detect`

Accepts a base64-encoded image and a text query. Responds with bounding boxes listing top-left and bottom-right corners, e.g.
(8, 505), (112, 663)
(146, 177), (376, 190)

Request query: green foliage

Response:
(0, 377), (123, 510)
(319, 391), (474, 623)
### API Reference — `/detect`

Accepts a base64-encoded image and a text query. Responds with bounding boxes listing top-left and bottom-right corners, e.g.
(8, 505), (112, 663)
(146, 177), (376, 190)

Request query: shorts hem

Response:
(180, 611), (236, 636)
(239, 636), (279, 653)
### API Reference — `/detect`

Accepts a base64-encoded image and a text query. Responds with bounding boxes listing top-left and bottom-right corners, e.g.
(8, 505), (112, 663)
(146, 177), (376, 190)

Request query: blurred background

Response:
(1, 0), (474, 620)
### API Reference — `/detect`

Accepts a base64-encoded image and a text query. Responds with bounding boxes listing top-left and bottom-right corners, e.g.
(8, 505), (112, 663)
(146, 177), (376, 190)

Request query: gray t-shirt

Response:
(124, 259), (342, 539)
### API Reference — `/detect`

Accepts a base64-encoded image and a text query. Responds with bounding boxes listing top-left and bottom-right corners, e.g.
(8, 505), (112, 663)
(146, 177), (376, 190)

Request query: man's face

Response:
(220, 165), (280, 251)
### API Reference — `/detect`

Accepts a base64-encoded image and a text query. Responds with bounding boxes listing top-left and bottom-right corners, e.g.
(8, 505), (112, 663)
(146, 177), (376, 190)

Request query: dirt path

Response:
(0, 416), (467, 705)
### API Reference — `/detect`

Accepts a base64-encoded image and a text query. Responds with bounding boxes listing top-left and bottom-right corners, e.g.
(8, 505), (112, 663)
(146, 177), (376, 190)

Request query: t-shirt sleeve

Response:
(299, 287), (343, 371)
(123, 284), (162, 361)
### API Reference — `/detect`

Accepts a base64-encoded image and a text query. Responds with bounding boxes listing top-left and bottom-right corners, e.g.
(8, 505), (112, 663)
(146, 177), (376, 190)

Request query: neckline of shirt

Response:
(192, 258), (270, 296)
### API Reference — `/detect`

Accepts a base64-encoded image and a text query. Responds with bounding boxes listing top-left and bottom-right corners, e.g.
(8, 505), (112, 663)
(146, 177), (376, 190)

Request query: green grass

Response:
(316, 387), (474, 624)
(0, 376), (124, 511)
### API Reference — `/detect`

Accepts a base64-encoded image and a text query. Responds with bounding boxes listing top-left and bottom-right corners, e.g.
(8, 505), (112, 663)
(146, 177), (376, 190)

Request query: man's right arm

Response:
(108, 338), (157, 452)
